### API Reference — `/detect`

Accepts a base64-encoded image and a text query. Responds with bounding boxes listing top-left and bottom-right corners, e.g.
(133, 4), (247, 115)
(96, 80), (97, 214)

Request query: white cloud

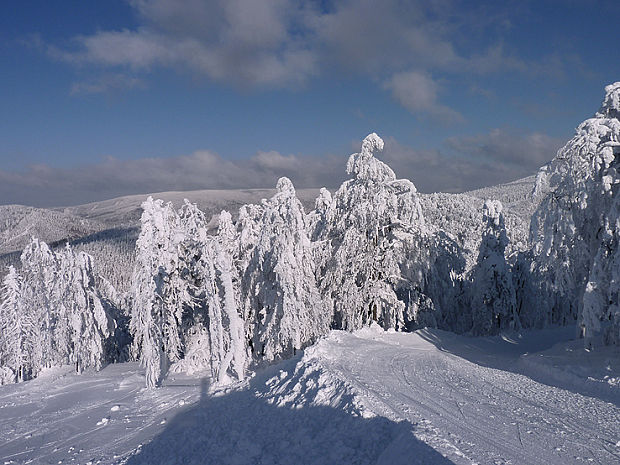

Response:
(44, 0), (578, 121)
(383, 71), (463, 123)
(54, 0), (318, 88)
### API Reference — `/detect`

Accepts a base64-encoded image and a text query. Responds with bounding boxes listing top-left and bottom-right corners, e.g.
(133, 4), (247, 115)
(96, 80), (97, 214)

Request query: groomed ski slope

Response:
(0, 327), (618, 465)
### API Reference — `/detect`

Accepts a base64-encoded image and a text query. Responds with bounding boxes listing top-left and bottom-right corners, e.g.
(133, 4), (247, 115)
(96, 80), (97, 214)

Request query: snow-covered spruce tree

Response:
(512, 250), (548, 330)
(423, 232), (468, 333)
(470, 200), (519, 335)
(307, 187), (333, 242)
(130, 197), (187, 388)
(19, 238), (58, 375)
(132, 198), (249, 386)
(59, 247), (113, 373)
(237, 202), (265, 275)
(243, 177), (330, 363)
(0, 266), (31, 383)
(316, 133), (430, 331)
(531, 82), (620, 327)
(10, 238), (116, 379)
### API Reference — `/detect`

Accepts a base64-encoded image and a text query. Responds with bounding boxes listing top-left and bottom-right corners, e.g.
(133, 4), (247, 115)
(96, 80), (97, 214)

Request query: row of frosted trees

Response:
(127, 133), (525, 387)
(530, 82), (620, 347)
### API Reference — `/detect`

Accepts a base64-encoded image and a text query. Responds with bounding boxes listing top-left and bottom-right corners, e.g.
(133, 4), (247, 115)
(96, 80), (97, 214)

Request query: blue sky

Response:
(1, 0), (619, 206)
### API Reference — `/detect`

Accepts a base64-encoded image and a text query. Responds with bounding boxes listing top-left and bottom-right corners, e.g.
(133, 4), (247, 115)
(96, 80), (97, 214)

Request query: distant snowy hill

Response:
(0, 205), (102, 255)
(464, 174), (537, 219)
(0, 188), (320, 288)
(59, 188), (321, 228)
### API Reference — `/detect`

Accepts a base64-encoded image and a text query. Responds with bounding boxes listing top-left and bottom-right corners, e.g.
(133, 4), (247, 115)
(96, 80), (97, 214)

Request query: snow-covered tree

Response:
(243, 177), (330, 362)
(512, 251), (548, 330)
(213, 210), (248, 381)
(20, 238), (57, 375)
(316, 133), (429, 331)
(470, 200), (519, 335)
(3, 238), (116, 381)
(531, 82), (620, 328)
(60, 248), (113, 373)
(0, 266), (31, 383)
(131, 198), (250, 386)
(130, 197), (186, 387)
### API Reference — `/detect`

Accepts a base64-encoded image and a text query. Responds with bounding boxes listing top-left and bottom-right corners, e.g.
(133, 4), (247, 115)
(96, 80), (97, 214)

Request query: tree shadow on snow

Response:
(126, 368), (456, 465)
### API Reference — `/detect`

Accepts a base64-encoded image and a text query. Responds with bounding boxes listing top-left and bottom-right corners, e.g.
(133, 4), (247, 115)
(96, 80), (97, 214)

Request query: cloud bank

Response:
(0, 130), (562, 207)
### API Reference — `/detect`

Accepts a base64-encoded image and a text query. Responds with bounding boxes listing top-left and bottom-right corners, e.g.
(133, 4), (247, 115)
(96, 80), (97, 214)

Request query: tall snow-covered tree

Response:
(243, 177), (330, 363)
(132, 198), (249, 386)
(213, 210), (248, 382)
(20, 238), (57, 375)
(316, 133), (429, 331)
(470, 200), (519, 335)
(531, 82), (620, 327)
(0, 266), (31, 383)
(60, 248), (113, 373)
(130, 197), (186, 387)
(4, 238), (116, 381)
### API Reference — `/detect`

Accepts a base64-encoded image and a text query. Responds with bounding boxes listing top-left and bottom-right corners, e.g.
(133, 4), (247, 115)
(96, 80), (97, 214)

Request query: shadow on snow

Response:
(126, 367), (455, 465)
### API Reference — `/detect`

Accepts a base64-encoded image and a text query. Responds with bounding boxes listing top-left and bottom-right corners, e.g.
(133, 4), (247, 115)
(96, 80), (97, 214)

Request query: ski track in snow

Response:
(0, 329), (618, 465)
(316, 328), (619, 465)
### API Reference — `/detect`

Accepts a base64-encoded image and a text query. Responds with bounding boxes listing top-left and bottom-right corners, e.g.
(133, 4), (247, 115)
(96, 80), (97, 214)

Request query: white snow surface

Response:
(1, 326), (618, 465)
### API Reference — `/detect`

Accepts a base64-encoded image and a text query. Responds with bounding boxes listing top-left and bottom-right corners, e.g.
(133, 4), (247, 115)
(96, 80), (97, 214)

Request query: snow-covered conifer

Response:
(243, 177), (329, 362)
(582, 188), (620, 347)
(20, 238), (57, 375)
(214, 210), (248, 381)
(62, 249), (113, 372)
(317, 133), (427, 331)
(130, 197), (185, 387)
(470, 200), (519, 335)
(0, 266), (31, 382)
(531, 82), (620, 328)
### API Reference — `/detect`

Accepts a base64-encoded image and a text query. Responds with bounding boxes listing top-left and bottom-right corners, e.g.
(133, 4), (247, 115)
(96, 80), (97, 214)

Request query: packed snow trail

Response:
(309, 327), (619, 464)
(0, 328), (618, 464)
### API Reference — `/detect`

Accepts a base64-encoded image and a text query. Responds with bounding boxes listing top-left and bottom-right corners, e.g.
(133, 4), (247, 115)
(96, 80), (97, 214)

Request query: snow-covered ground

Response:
(1, 326), (618, 465)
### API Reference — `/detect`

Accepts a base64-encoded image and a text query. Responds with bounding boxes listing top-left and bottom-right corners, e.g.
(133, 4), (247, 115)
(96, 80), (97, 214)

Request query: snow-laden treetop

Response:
(482, 199), (503, 228)
(532, 82), (620, 200)
(597, 81), (620, 119)
(276, 176), (296, 197)
(346, 133), (399, 184)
